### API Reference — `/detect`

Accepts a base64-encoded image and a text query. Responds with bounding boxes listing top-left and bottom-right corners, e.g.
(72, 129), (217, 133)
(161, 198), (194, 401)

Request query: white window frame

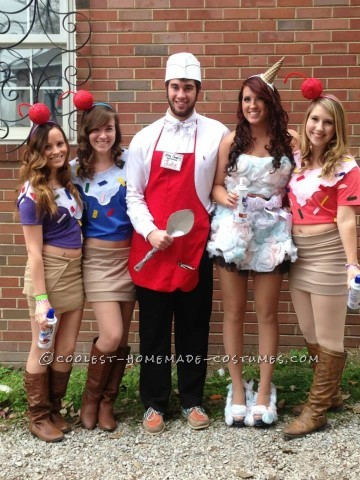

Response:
(0, 0), (76, 144)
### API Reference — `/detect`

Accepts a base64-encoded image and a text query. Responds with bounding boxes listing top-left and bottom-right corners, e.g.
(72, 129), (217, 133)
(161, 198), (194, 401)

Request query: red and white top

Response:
(288, 154), (360, 225)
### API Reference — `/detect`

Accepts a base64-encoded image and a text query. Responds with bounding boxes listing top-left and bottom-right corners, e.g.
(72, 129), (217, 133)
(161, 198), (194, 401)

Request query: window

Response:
(0, 0), (77, 142)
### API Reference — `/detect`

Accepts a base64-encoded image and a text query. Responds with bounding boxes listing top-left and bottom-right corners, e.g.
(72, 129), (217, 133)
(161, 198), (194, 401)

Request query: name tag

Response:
(160, 152), (184, 171)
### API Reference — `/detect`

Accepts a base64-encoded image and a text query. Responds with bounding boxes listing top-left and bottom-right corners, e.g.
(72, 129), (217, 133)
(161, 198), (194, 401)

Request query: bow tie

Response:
(163, 119), (197, 136)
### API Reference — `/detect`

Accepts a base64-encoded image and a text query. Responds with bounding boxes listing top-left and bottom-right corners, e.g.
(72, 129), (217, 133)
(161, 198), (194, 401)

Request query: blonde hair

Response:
(300, 95), (349, 178)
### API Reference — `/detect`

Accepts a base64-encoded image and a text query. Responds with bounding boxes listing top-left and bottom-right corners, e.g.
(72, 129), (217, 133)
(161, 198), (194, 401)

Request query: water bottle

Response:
(37, 308), (58, 349)
(232, 178), (248, 223)
(347, 274), (360, 310)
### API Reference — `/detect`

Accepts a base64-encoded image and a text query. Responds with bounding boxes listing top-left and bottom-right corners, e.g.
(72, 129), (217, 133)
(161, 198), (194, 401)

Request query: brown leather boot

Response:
(283, 346), (347, 439)
(24, 371), (64, 442)
(292, 342), (344, 416)
(98, 346), (130, 431)
(49, 368), (72, 433)
(80, 339), (116, 430)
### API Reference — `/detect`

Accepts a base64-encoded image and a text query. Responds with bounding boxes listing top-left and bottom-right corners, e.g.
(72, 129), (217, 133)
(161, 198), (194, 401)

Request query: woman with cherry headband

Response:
(16, 102), (84, 442)
(282, 74), (360, 439)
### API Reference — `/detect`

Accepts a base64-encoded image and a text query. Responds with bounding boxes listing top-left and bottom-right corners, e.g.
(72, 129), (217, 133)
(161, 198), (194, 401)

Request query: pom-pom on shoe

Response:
(245, 383), (277, 428)
(224, 380), (254, 427)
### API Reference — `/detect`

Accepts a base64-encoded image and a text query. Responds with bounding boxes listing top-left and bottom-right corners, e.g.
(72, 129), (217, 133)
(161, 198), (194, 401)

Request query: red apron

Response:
(129, 127), (210, 292)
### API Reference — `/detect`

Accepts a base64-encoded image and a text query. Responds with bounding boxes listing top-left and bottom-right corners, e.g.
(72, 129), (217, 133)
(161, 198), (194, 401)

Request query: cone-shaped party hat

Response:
(257, 57), (284, 89)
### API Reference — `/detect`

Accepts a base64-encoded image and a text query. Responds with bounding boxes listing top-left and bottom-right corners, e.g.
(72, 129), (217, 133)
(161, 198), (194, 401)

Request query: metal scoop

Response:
(134, 209), (195, 272)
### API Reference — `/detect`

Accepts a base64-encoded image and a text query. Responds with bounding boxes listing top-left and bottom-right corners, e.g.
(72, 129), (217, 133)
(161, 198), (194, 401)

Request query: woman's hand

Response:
(347, 265), (360, 289)
(35, 299), (52, 329)
(225, 190), (239, 209)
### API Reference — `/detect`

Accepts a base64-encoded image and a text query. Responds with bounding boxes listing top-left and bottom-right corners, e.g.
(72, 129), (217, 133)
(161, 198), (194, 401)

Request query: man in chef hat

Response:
(126, 53), (229, 434)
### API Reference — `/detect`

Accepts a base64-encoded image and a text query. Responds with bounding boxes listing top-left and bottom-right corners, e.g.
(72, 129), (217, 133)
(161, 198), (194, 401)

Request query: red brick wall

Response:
(1, 1), (359, 365)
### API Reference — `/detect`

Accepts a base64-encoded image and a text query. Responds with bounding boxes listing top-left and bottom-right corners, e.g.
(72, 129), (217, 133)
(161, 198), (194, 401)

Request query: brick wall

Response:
(0, 0), (359, 366)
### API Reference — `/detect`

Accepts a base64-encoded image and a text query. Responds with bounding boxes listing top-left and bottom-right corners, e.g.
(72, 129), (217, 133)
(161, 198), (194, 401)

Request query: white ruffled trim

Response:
(224, 380), (254, 427)
(244, 383), (278, 427)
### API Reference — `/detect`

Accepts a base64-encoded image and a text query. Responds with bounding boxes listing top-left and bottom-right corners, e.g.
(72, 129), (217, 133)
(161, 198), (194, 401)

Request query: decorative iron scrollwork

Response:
(0, 0), (91, 150)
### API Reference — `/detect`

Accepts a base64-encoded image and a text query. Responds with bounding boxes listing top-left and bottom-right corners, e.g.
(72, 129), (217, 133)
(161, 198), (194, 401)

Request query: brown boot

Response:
(292, 342), (344, 416)
(49, 368), (72, 433)
(283, 346), (347, 439)
(24, 371), (64, 442)
(80, 339), (116, 430)
(98, 346), (130, 431)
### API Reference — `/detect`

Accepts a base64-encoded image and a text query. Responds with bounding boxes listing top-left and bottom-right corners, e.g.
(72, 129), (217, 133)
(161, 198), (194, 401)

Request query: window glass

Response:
(0, 0), (76, 141)
(0, 0), (60, 35)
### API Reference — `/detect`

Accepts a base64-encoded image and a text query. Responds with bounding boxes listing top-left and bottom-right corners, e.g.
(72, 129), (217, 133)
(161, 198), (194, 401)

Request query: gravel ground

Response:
(0, 411), (359, 480)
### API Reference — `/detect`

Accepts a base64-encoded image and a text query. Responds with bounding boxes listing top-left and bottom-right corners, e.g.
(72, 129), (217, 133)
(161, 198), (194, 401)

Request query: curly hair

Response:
(17, 123), (81, 218)
(227, 76), (294, 174)
(76, 105), (123, 180)
(300, 95), (349, 178)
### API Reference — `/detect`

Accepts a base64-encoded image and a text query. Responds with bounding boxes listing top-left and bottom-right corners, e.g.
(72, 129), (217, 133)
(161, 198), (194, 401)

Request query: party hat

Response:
(257, 57), (284, 89)
(261, 57), (284, 86)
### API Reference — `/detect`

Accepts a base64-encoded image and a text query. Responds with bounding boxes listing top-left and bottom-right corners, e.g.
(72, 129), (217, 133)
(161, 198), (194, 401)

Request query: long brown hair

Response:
(76, 105), (123, 180)
(17, 123), (81, 216)
(228, 76), (294, 173)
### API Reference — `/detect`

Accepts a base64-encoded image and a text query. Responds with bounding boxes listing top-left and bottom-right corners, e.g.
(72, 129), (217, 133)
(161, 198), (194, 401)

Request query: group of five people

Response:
(16, 53), (360, 443)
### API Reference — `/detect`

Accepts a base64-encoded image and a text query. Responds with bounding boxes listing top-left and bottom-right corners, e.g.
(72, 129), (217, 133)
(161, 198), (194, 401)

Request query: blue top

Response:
(70, 150), (133, 241)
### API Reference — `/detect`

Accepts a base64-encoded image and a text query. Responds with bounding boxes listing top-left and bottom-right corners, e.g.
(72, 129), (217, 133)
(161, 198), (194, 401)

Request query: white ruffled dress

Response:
(207, 153), (298, 272)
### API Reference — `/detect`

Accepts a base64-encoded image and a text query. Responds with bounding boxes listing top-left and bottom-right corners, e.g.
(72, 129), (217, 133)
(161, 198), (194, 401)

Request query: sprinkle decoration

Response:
(57, 213), (67, 224)
(320, 195), (329, 206)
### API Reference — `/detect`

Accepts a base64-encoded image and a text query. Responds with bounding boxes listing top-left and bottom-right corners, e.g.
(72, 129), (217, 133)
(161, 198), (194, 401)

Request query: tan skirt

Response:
(23, 252), (85, 317)
(289, 229), (347, 295)
(82, 245), (136, 302)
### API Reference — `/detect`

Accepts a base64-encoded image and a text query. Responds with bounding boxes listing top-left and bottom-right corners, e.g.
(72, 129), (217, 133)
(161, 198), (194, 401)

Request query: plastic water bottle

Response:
(347, 274), (360, 310)
(232, 178), (248, 223)
(37, 308), (58, 349)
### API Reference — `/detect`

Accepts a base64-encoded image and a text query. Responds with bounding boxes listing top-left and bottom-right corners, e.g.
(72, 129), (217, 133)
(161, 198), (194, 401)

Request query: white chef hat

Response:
(165, 53), (201, 83)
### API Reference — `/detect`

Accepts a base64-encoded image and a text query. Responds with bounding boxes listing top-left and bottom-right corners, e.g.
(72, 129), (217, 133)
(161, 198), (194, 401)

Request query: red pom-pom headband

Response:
(57, 90), (113, 112)
(18, 102), (51, 125)
(18, 91), (114, 139)
(283, 72), (324, 100)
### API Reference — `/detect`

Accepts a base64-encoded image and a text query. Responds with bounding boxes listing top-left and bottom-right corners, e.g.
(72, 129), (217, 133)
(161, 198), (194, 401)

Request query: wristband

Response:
(345, 263), (360, 270)
(35, 293), (48, 301)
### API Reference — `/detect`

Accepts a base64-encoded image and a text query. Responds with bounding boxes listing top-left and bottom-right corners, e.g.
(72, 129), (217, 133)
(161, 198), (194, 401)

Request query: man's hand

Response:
(147, 229), (174, 250)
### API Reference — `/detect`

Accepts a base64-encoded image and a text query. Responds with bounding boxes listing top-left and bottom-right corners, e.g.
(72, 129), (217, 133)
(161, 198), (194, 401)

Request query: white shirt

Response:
(126, 110), (230, 239)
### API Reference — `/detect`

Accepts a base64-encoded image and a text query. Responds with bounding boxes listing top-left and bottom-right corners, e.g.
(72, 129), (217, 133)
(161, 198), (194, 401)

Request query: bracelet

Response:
(345, 263), (360, 270)
(34, 293), (48, 301)
(35, 299), (50, 305)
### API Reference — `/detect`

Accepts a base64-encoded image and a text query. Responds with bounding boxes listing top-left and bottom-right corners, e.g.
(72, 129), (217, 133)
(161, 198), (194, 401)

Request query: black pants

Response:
(137, 251), (213, 413)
